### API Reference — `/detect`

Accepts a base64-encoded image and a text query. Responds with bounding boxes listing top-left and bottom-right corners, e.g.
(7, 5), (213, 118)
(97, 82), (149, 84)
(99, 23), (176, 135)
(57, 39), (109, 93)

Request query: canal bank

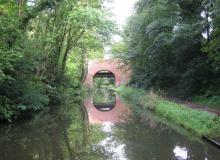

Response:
(116, 85), (220, 147)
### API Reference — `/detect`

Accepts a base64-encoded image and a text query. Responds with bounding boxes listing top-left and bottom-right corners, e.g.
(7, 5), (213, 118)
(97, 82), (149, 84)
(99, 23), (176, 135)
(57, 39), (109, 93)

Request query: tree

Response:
(118, 0), (220, 98)
(0, 0), (115, 120)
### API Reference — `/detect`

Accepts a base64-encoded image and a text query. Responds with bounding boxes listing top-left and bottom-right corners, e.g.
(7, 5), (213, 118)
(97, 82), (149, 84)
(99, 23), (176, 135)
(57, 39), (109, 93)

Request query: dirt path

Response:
(167, 97), (220, 115)
(181, 101), (220, 115)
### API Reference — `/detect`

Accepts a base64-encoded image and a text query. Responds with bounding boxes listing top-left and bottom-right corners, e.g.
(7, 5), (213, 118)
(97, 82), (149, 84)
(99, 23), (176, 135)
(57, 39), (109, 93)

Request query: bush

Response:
(0, 77), (50, 120)
(19, 84), (50, 111)
(116, 85), (158, 109)
(46, 85), (63, 105)
(0, 96), (15, 120)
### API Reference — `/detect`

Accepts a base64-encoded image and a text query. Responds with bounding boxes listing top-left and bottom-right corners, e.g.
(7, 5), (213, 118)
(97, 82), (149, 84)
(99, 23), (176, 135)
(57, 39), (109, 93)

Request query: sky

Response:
(105, 0), (137, 27)
(104, 0), (137, 42)
(103, 0), (137, 58)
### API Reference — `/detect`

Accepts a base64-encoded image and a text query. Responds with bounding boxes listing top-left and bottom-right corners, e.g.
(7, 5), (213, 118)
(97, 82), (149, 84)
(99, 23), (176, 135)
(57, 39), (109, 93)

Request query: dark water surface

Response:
(0, 91), (220, 160)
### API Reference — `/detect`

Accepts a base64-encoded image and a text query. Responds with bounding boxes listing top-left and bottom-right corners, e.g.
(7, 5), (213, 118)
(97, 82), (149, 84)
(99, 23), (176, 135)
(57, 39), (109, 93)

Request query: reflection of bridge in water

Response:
(83, 59), (131, 124)
(93, 102), (116, 111)
(83, 95), (130, 124)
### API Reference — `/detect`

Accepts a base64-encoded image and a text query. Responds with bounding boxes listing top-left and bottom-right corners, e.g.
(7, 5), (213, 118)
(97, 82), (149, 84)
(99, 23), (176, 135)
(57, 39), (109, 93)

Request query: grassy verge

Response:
(116, 85), (220, 141)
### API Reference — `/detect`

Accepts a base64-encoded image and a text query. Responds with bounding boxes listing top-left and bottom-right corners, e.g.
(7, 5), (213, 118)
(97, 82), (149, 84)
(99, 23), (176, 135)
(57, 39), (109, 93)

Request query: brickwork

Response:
(84, 59), (130, 88)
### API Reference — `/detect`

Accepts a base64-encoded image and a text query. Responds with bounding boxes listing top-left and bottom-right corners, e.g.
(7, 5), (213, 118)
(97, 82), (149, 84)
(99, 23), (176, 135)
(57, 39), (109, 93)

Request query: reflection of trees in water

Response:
(93, 87), (116, 112)
(113, 112), (220, 160)
(0, 100), (106, 160)
(93, 88), (116, 106)
(93, 74), (116, 109)
(0, 106), (78, 159)
(1, 98), (219, 160)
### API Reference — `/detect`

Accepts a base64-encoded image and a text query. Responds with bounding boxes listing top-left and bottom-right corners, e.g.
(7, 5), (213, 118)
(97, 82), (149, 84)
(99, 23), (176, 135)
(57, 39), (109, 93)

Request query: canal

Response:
(0, 88), (220, 160)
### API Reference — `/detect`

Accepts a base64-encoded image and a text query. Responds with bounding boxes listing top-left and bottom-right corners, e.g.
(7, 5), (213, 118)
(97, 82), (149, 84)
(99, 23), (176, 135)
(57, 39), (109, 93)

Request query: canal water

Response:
(0, 89), (220, 160)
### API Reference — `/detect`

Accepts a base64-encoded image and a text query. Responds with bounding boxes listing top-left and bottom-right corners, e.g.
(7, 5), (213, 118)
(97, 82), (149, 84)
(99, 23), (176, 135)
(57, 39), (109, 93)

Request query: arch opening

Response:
(93, 70), (116, 88)
(93, 70), (115, 78)
(93, 70), (116, 112)
(93, 89), (116, 112)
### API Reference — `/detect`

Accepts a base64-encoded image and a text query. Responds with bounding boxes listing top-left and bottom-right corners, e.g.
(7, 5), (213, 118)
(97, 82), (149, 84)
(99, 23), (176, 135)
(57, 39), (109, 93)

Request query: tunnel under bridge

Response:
(83, 59), (130, 89)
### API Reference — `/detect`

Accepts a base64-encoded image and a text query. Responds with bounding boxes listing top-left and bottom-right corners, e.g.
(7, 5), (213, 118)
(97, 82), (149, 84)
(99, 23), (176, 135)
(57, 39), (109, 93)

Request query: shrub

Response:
(0, 96), (15, 121)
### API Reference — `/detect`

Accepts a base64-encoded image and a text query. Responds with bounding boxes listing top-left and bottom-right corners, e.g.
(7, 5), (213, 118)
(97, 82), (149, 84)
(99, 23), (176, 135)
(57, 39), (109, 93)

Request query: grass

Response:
(116, 85), (220, 141)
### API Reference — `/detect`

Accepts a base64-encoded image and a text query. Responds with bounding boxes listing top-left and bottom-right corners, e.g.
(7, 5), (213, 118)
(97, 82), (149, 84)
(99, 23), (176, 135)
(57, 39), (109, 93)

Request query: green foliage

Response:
(88, 50), (104, 59)
(202, 0), (220, 71)
(0, 0), (115, 121)
(111, 41), (128, 56)
(18, 82), (50, 111)
(0, 96), (15, 120)
(93, 77), (115, 89)
(117, 0), (220, 99)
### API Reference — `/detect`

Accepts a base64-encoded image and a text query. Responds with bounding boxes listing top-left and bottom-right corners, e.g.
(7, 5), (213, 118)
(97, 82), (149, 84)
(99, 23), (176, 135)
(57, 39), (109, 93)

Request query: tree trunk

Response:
(60, 30), (85, 74)
(17, 0), (24, 16)
(80, 47), (88, 85)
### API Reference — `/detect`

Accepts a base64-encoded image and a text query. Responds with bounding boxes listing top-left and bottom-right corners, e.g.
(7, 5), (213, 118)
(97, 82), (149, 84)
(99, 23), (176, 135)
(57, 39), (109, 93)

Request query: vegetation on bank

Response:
(112, 0), (220, 101)
(111, 0), (220, 143)
(0, 0), (115, 121)
(116, 85), (220, 141)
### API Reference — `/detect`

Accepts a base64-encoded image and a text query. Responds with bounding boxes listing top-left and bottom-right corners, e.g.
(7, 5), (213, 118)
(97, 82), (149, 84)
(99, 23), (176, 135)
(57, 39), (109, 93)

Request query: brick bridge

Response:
(83, 59), (130, 88)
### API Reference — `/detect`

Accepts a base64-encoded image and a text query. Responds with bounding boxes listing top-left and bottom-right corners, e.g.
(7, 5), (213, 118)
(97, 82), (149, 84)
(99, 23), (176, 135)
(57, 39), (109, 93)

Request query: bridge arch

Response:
(84, 59), (130, 89)
(93, 70), (116, 78)
(93, 70), (116, 86)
